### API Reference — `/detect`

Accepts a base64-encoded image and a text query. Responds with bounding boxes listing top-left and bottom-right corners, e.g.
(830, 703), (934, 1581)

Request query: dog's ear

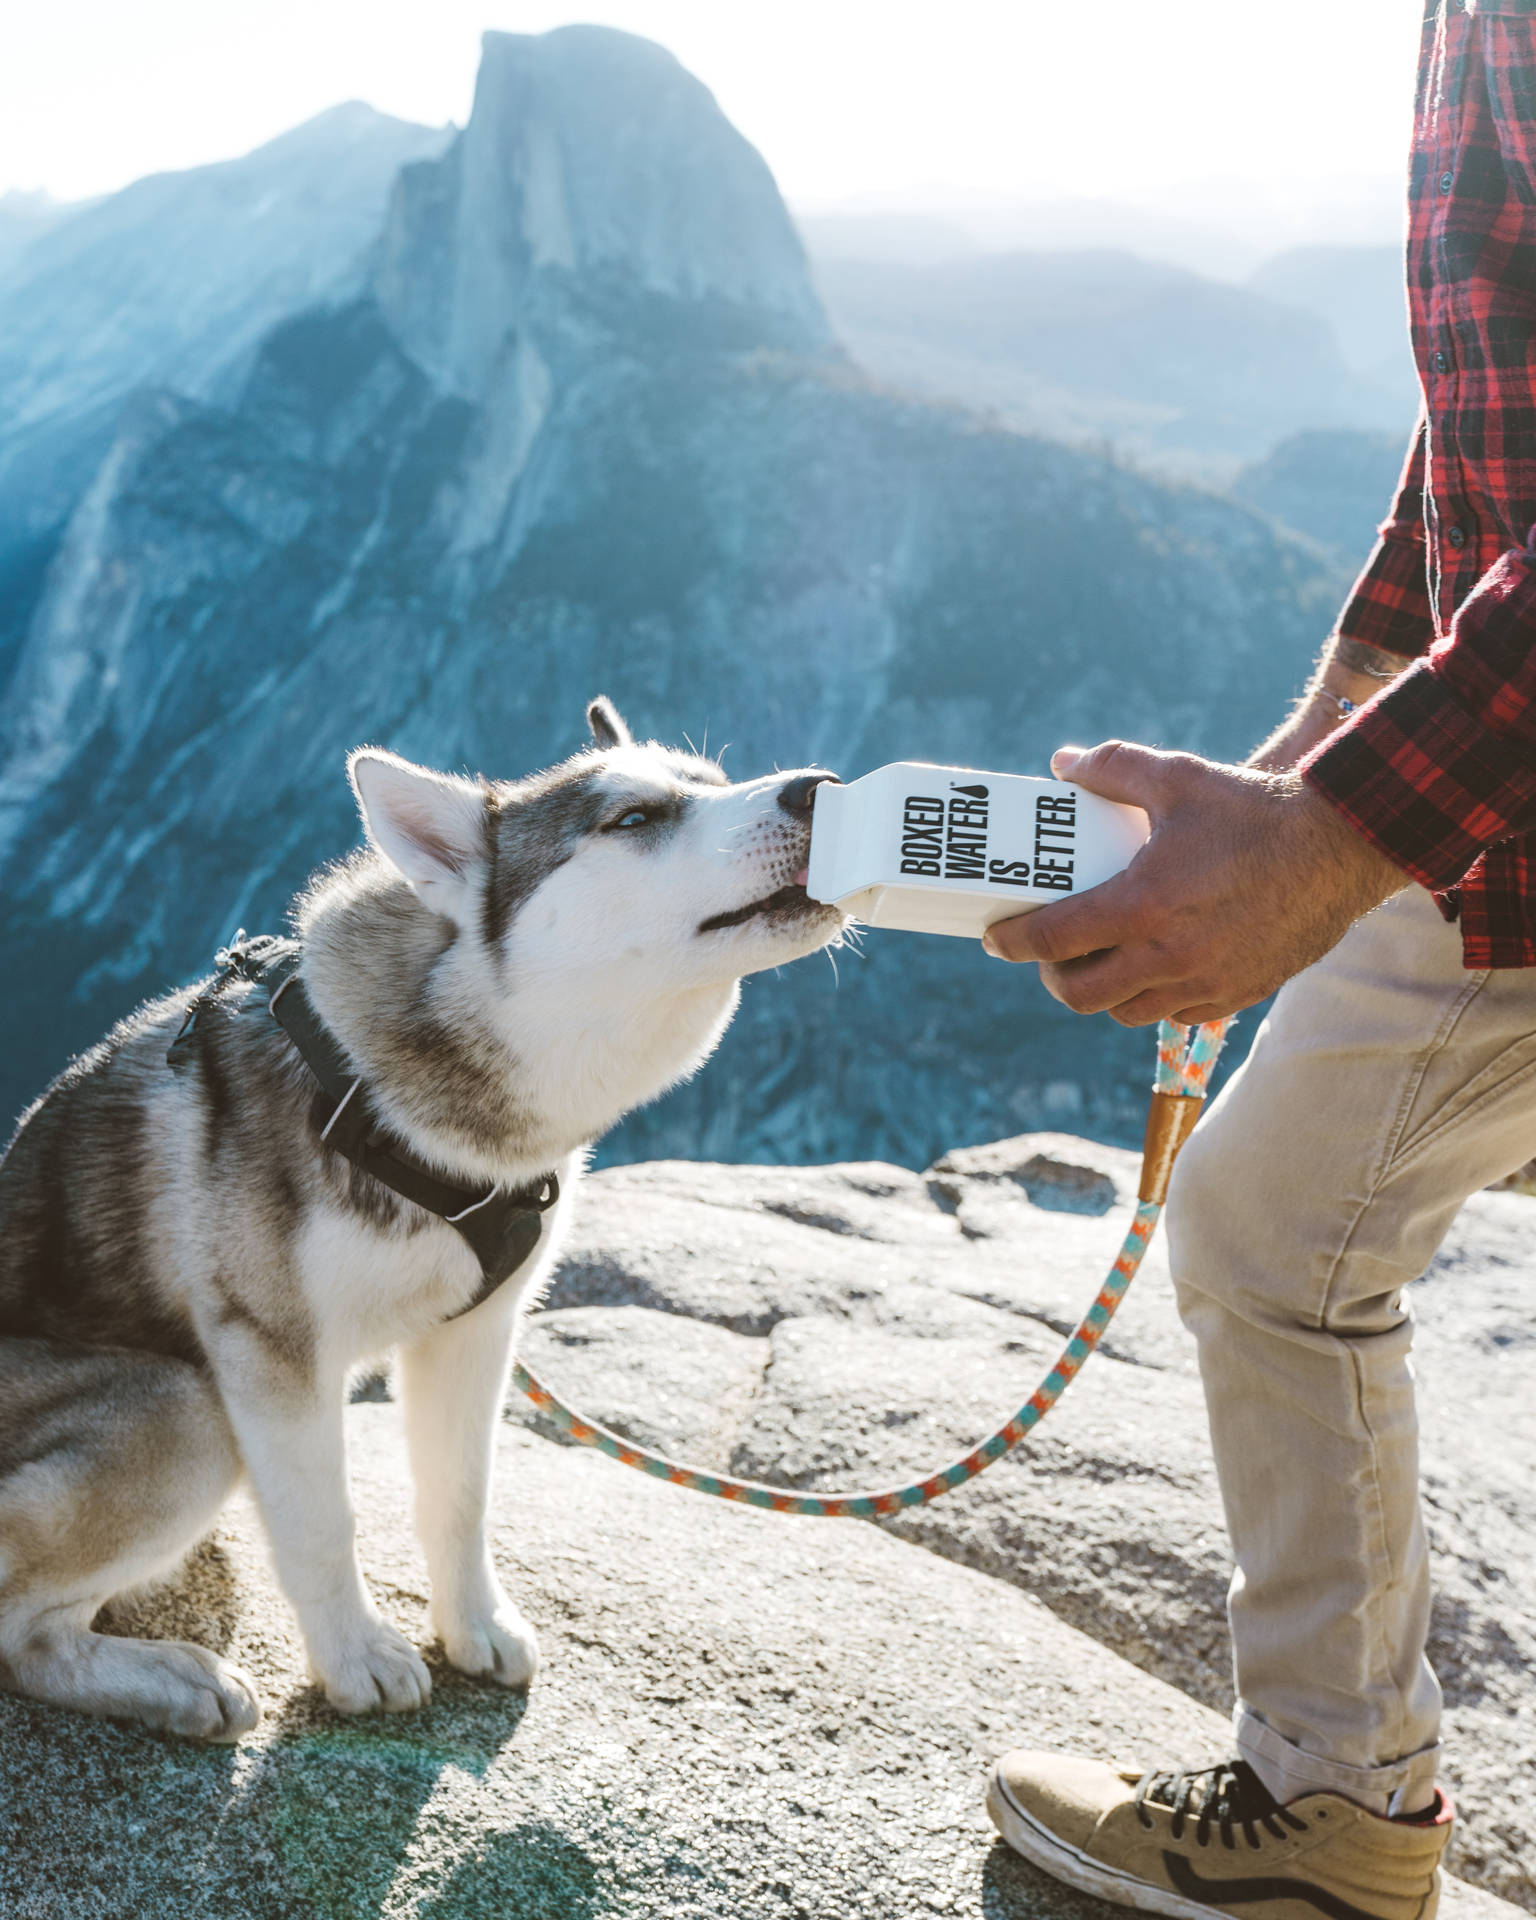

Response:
(586, 696), (632, 750)
(348, 749), (487, 924)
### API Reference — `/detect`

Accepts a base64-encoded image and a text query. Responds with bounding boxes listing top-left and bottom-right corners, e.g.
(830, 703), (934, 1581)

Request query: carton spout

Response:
(805, 780), (855, 904)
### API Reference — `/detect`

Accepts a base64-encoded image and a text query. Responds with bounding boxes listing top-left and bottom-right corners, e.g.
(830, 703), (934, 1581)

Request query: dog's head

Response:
(346, 698), (846, 1000)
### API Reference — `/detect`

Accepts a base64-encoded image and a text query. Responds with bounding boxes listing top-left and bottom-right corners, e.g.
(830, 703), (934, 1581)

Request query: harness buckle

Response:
(527, 1174), (560, 1212)
(445, 1171), (560, 1225)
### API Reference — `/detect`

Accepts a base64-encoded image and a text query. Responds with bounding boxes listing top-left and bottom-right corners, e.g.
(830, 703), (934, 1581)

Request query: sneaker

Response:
(986, 1751), (1451, 1919)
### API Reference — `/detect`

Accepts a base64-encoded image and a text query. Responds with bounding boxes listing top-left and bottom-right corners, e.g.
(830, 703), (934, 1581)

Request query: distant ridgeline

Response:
(0, 27), (1344, 1165)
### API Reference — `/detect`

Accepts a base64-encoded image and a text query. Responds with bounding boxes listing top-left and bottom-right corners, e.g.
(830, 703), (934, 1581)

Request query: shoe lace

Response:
(1133, 1760), (1310, 1851)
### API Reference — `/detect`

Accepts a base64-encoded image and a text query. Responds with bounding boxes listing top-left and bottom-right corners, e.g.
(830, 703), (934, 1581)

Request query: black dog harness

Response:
(168, 935), (559, 1318)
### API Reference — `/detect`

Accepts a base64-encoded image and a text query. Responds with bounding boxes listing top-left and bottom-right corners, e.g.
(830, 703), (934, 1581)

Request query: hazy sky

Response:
(2, 1), (1422, 211)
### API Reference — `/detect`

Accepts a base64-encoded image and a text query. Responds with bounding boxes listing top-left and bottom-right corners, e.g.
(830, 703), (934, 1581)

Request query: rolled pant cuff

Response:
(1235, 1704), (1441, 1817)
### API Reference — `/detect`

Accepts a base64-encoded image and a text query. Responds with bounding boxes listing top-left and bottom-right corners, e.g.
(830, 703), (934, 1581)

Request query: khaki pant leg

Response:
(1166, 885), (1536, 1813)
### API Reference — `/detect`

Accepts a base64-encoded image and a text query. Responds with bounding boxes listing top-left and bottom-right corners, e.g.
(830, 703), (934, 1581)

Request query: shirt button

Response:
(1446, 524), (1467, 550)
(1439, 171), (1455, 194)
(1433, 350), (1449, 374)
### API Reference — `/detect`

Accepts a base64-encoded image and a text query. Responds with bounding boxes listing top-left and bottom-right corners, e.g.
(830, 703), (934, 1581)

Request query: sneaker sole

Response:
(985, 1763), (1230, 1919)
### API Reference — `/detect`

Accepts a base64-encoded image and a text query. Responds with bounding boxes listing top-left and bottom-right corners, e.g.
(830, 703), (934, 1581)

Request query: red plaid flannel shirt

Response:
(1301, 0), (1536, 966)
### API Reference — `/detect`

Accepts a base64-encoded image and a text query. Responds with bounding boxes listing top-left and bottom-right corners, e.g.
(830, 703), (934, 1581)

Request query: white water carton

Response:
(806, 762), (1149, 939)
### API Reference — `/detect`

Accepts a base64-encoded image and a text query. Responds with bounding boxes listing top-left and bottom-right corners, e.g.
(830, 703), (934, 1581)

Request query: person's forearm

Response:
(1248, 636), (1416, 773)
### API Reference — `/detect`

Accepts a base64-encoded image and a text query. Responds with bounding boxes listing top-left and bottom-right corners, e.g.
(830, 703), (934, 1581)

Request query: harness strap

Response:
(170, 934), (558, 1317)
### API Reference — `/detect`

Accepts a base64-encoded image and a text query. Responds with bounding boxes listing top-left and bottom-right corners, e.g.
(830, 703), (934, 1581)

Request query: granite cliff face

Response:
(0, 102), (452, 684)
(0, 28), (1343, 1163)
(374, 26), (828, 403)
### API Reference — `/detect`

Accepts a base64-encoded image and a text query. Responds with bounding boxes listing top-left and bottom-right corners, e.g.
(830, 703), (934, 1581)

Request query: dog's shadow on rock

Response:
(239, 1662), (537, 1917)
(0, 1664), (539, 1918)
(981, 1838), (1123, 1919)
(1, 1544), (553, 1919)
(95, 1532), (244, 1652)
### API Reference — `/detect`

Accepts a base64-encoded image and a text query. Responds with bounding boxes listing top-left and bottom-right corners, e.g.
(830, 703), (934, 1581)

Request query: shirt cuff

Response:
(1332, 530), (1435, 659)
(1303, 642), (1536, 894)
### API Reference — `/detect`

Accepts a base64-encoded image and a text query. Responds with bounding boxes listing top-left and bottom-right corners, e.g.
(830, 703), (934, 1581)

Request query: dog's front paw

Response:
(124, 1641), (263, 1743)
(149, 1645), (264, 1743)
(309, 1618), (432, 1715)
(437, 1605), (540, 1690)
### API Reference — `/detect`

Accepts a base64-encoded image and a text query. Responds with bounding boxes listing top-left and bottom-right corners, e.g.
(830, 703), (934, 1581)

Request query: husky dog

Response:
(0, 699), (843, 1742)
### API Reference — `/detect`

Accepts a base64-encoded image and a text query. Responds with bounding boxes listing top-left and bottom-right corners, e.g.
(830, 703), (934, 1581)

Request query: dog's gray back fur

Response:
(0, 983), (313, 1364)
(0, 928), (448, 1377)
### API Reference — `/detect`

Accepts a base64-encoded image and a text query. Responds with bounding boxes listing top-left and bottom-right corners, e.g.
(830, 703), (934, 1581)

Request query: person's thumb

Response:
(1050, 739), (1172, 814)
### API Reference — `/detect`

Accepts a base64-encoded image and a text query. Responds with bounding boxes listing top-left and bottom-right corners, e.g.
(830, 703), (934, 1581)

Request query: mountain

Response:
(373, 25), (826, 398)
(797, 175), (1408, 283)
(1250, 244), (1420, 419)
(808, 248), (1410, 479)
(795, 210), (983, 268)
(1233, 428), (1409, 565)
(0, 27), (1348, 1168)
(0, 102), (451, 682)
(0, 190), (71, 274)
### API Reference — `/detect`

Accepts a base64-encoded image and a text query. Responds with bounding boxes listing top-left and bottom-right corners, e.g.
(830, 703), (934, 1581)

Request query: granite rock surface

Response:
(2, 1131), (1527, 1916)
(0, 1406), (1519, 1920)
(530, 1136), (1536, 1909)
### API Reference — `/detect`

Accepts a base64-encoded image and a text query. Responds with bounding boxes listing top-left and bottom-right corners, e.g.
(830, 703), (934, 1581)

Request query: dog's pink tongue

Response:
(794, 866), (810, 888)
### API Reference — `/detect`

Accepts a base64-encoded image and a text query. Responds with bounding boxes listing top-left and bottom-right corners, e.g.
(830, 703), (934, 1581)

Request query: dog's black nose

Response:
(777, 772), (841, 818)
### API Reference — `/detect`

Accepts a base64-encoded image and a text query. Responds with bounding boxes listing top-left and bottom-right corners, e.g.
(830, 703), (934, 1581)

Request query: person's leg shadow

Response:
(410, 1821), (603, 1920)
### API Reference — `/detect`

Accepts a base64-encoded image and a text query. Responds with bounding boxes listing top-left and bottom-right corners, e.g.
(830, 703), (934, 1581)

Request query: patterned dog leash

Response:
(510, 1018), (1230, 1518)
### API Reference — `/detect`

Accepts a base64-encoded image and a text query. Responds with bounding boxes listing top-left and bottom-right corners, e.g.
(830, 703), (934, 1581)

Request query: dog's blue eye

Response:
(611, 808), (651, 830)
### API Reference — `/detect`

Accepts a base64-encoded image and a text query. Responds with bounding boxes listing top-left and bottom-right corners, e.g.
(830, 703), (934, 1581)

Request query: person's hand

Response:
(982, 741), (1406, 1026)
